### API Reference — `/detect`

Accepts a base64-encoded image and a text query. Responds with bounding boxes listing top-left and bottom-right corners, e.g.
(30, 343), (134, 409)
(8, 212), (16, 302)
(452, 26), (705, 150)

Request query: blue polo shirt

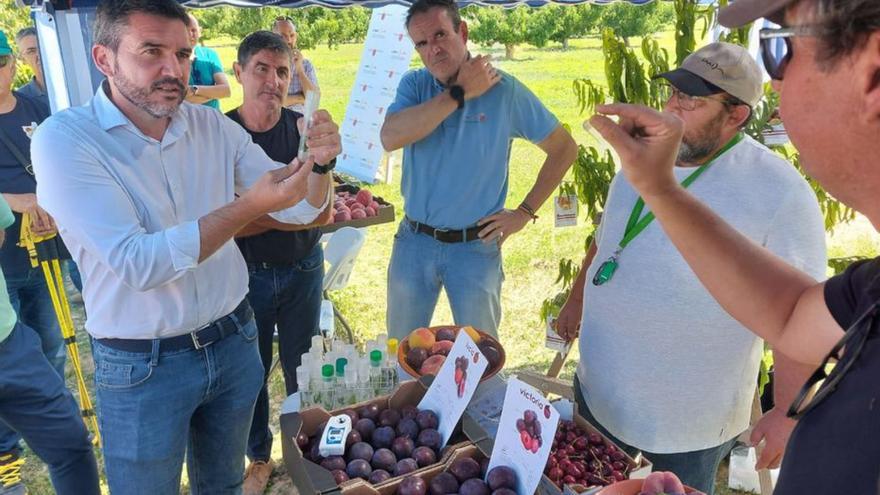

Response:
(190, 57), (223, 109)
(388, 68), (558, 229)
(0, 94), (49, 276)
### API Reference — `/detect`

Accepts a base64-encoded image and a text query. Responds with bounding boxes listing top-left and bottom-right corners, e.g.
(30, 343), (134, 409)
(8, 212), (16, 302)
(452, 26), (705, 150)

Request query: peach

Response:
(356, 189), (373, 207)
(351, 209), (367, 220)
(365, 206), (377, 217)
(419, 354), (446, 376)
(409, 328), (436, 350)
(430, 340), (454, 356)
(334, 211), (351, 223)
(459, 326), (482, 344)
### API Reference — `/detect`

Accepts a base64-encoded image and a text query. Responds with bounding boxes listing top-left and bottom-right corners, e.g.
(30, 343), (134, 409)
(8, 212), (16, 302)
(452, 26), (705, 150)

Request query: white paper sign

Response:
(417, 330), (488, 448)
(555, 195), (578, 228)
(544, 316), (572, 353)
(336, 5), (415, 183)
(487, 377), (560, 495)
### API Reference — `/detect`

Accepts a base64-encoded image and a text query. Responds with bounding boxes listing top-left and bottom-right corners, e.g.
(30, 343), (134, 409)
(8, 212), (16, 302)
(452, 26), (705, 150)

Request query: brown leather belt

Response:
(407, 218), (482, 243)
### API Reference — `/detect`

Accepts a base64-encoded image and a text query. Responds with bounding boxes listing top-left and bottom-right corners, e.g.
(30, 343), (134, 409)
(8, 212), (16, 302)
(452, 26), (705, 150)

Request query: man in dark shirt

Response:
(225, 30), (337, 495)
(13, 28), (47, 108)
(586, 0), (880, 493)
(0, 31), (74, 485)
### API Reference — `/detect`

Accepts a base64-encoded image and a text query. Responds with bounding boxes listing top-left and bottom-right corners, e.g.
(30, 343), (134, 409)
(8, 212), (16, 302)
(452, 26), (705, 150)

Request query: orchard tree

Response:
(596, 1), (675, 46)
(529, 4), (601, 50)
(463, 6), (532, 60)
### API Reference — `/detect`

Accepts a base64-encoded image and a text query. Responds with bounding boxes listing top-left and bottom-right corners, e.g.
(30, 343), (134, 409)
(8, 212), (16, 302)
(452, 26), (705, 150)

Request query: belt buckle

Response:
(432, 228), (450, 241)
(190, 331), (208, 350)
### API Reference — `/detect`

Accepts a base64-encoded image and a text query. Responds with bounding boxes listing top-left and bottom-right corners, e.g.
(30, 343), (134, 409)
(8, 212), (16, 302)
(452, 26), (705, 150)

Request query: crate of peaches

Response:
(322, 183), (395, 233)
(398, 326), (505, 382)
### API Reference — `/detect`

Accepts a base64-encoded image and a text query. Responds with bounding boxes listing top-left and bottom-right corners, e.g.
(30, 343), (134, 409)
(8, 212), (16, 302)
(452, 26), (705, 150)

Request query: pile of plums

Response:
(515, 410), (542, 454)
(297, 403), (444, 485)
(397, 457), (518, 495)
(544, 420), (629, 488)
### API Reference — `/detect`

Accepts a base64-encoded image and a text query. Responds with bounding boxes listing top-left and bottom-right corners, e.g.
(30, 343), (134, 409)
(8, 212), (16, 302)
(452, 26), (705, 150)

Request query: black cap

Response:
(654, 68), (725, 97)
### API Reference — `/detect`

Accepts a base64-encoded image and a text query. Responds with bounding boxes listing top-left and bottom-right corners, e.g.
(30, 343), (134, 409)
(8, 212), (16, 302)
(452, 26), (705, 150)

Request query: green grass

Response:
(17, 33), (880, 494)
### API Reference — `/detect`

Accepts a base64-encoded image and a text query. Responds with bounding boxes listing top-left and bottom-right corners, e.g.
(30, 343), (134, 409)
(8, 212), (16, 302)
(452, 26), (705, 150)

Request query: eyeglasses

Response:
(787, 303), (879, 420)
(275, 16), (294, 22)
(659, 85), (739, 112)
(759, 26), (820, 81)
(0, 55), (10, 69)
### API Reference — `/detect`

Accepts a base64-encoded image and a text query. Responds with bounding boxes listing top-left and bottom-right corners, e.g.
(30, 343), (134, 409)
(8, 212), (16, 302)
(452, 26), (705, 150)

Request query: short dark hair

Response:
(405, 0), (462, 31)
(809, 0), (880, 67)
(93, 0), (189, 52)
(237, 30), (291, 68)
(15, 27), (36, 43)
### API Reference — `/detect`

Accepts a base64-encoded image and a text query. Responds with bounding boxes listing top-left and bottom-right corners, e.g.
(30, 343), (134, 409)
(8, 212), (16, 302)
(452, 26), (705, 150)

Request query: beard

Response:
(112, 60), (185, 119)
(677, 111), (727, 165)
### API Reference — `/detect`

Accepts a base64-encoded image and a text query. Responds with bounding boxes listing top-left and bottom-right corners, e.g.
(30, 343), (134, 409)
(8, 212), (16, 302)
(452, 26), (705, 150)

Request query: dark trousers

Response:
(573, 374), (735, 495)
(246, 245), (324, 462)
(0, 322), (99, 494)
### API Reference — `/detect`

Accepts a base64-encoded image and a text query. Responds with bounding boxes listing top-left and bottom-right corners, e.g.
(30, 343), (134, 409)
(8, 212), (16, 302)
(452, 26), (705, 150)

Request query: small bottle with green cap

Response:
(369, 349), (384, 395)
(334, 358), (348, 408)
(320, 363), (335, 409)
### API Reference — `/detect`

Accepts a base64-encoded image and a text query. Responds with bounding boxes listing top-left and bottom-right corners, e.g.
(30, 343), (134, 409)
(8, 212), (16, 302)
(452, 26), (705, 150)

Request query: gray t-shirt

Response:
(576, 135), (827, 453)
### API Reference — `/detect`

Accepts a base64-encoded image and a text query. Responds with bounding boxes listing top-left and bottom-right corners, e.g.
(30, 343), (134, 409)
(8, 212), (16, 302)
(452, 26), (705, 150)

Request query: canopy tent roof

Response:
(51, 0), (658, 9)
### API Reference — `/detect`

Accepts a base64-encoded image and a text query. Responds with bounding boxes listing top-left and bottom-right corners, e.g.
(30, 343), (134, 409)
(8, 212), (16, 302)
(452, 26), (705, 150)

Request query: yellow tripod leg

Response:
(40, 260), (102, 447)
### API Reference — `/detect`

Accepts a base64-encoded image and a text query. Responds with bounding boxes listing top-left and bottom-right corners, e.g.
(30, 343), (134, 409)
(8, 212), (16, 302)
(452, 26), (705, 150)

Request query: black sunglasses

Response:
(759, 26), (820, 81)
(787, 302), (879, 420)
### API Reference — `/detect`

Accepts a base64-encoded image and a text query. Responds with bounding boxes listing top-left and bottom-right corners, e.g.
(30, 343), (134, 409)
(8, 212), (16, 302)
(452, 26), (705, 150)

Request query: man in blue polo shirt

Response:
(184, 13), (230, 109)
(380, 0), (577, 341)
(13, 28), (47, 108)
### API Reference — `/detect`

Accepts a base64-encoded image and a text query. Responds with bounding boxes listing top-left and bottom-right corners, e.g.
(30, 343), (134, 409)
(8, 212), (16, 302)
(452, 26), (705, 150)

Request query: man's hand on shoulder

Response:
(455, 55), (501, 101)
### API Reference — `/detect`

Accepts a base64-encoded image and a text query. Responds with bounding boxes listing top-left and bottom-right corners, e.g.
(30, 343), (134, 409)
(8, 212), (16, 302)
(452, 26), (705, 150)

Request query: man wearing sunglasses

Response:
(555, 42), (826, 494)
(587, 0), (880, 493)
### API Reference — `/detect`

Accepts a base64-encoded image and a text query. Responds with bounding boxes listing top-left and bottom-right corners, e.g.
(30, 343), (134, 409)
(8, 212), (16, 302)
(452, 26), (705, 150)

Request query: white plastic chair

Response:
(321, 227), (366, 343)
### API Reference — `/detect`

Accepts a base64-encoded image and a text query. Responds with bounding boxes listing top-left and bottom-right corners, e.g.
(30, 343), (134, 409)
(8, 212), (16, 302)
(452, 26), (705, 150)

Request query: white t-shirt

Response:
(576, 135), (827, 453)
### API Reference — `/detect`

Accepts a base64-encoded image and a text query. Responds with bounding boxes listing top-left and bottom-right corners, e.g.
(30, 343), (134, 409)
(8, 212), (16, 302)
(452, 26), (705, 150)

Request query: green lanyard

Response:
(592, 133), (744, 286)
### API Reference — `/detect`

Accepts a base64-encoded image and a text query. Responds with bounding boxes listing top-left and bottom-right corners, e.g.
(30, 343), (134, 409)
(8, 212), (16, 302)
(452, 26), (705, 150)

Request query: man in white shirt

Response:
(555, 43), (826, 494)
(31, 1), (340, 493)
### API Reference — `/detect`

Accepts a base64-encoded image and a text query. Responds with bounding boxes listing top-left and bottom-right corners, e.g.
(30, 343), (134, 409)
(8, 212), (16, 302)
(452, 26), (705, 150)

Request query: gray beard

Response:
(113, 62), (185, 119)
(677, 138), (719, 164)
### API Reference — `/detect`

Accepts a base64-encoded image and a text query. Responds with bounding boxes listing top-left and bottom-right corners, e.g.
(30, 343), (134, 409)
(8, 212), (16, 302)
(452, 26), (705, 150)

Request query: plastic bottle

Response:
(385, 338), (399, 392)
(320, 363), (335, 409)
(369, 350), (384, 395)
(296, 365), (311, 409)
(335, 358), (349, 408)
(357, 359), (371, 402)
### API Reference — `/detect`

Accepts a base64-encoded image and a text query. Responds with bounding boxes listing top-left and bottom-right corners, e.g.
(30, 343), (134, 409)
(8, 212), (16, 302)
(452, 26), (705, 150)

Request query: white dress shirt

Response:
(32, 83), (325, 339)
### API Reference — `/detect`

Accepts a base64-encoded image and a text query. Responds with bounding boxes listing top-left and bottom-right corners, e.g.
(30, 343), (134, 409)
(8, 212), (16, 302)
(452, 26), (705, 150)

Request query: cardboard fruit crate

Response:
(280, 378), (474, 495)
(321, 183), (395, 234)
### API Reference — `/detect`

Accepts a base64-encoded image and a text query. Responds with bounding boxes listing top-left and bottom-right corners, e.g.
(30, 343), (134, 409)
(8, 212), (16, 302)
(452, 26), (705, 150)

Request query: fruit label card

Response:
(555, 194), (578, 228)
(487, 377), (560, 495)
(545, 316), (572, 353)
(417, 330), (487, 448)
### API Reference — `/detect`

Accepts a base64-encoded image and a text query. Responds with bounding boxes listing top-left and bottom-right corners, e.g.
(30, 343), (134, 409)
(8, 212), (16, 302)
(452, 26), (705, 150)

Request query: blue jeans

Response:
(573, 375), (734, 495)
(0, 266), (65, 454)
(387, 220), (504, 341)
(245, 245), (324, 462)
(92, 311), (263, 495)
(0, 321), (99, 494)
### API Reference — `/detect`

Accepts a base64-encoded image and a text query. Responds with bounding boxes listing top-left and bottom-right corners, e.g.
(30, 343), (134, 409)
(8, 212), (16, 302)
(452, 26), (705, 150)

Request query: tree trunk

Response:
(562, 38), (569, 50)
(505, 44), (516, 60)
(622, 35), (631, 47)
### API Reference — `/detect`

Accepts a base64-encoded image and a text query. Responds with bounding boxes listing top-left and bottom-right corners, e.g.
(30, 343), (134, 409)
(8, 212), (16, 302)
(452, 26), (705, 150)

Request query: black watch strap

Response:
(312, 158), (337, 175)
(449, 85), (465, 109)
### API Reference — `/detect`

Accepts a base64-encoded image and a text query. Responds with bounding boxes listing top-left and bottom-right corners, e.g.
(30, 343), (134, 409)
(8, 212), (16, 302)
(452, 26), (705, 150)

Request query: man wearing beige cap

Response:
(585, 0), (880, 493)
(555, 41), (826, 493)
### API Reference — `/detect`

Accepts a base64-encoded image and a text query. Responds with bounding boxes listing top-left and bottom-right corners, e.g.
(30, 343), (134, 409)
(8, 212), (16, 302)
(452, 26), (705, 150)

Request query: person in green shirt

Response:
(0, 194), (99, 494)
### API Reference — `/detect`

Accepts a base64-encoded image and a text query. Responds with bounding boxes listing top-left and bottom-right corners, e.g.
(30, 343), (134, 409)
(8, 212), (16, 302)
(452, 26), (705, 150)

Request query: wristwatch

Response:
(312, 158), (337, 175)
(190, 85), (198, 96)
(449, 85), (465, 109)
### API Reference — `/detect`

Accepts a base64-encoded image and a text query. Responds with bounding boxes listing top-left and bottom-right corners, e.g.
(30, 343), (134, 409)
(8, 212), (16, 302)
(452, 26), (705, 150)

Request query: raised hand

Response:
(455, 54), (501, 100)
(298, 109), (341, 166)
(588, 103), (684, 200)
(242, 156), (313, 215)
